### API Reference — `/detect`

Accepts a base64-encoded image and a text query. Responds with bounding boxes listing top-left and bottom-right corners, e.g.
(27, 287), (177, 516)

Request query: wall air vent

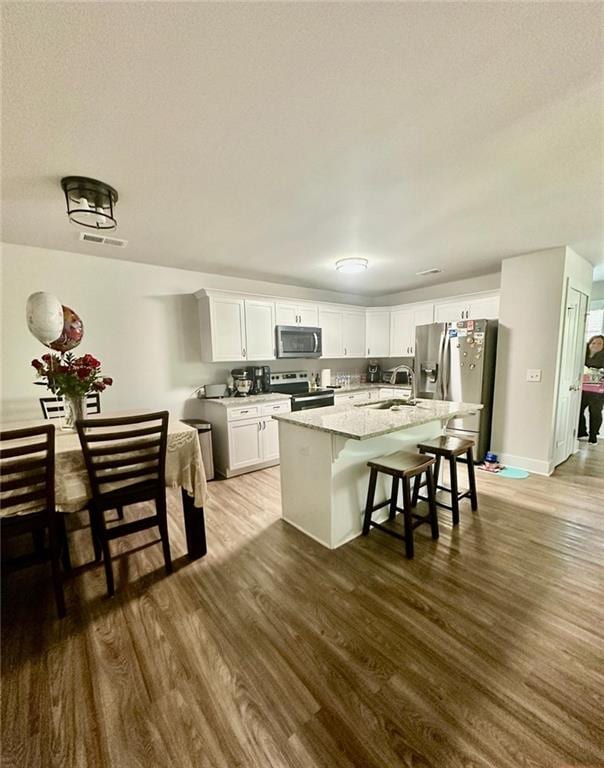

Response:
(416, 267), (442, 276)
(79, 232), (128, 247)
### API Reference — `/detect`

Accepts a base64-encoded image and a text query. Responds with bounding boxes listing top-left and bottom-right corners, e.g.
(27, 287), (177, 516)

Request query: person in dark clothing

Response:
(578, 334), (604, 444)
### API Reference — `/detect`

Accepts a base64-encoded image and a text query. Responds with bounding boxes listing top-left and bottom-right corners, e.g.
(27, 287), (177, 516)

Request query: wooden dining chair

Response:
(76, 411), (172, 597)
(40, 392), (101, 420)
(0, 424), (70, 618)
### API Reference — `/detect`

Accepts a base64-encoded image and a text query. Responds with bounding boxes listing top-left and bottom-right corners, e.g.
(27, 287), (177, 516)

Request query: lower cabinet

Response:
(228, 419), (263, 470)
(200, 398), (291, 478)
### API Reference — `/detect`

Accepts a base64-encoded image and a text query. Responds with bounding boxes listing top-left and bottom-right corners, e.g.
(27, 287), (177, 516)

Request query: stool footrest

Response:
(369, 521), (407, 542)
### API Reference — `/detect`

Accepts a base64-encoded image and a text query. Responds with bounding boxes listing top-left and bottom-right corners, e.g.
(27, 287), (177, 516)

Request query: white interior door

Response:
(553, 286), (588, 466)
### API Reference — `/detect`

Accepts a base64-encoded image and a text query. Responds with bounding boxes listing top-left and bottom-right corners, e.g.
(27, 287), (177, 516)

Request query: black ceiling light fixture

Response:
(60, 176), (118, 231)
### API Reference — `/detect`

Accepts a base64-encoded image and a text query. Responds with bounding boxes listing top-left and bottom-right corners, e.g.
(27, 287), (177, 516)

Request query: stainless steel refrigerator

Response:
(415, 319), (498, 461)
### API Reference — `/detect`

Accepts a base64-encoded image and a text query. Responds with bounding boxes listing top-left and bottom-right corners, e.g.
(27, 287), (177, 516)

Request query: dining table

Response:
(0, 414), (209, 560)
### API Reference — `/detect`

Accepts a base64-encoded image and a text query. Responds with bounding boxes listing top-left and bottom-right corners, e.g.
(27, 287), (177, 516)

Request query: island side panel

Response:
(330, 420), (445, 548)
(278, 421), (335, 547)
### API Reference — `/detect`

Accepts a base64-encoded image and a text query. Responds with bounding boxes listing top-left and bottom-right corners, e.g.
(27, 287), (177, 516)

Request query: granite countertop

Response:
(272, 398), (482, 440)
(332, 383), (411, 394)
(201, 393), (291, 407)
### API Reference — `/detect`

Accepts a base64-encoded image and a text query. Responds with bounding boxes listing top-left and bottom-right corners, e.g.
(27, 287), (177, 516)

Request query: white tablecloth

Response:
(1, 417), (208, 517)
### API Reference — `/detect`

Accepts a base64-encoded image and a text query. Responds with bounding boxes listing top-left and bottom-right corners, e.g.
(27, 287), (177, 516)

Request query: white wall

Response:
(0, 243), (369, 423)
(491, 246), (592, 473)
(372, 272), (501, 306)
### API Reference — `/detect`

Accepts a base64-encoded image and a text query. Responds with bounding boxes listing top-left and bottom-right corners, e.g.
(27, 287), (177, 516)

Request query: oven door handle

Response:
(294, 393), (332, 403)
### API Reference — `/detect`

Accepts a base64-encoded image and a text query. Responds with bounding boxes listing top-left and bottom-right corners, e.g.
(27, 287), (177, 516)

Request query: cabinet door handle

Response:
(344, 347), (347, 356)
(242, 348), (246, 358)
(367, 347), (370, 356)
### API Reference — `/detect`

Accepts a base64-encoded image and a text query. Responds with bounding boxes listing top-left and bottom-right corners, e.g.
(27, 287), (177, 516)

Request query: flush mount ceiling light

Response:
(60, 176), (118, 230)
(335, 257), (368, 274)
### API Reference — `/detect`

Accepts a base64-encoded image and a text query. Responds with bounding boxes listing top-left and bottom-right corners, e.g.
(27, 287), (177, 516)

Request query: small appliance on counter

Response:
(200, 383), (229, 399)
(231, 367), (254, 397)
(320, 369), (331, 389)
(382, 367), (412, 385)
(231, 365), (271, 396)
(367, 361), (381, 383)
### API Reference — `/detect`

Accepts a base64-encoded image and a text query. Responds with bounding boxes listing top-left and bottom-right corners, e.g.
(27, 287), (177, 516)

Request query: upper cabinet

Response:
(319, 308), (343, 357)
(199, 294), (247, 362)
(198, 291), (276, 362)
(318, 307), (366, 358)
(196, 289), (498, 362)
(366, 310), (391, 358)
(467, 294), (500, 320)
(342, 310), (366, 358)
(244, 299), (275, 360)
(434, 292), (500, 322)
(275, 302), (319, 327)
(390, 303), (433, 357)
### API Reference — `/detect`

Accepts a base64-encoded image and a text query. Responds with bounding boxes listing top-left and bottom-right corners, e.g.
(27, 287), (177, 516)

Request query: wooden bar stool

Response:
(362, 450), (439, 559)
(411, 435), (478, 525)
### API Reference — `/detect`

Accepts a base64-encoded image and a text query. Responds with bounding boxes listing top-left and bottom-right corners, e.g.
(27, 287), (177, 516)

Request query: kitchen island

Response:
(273, 397), (482, 549)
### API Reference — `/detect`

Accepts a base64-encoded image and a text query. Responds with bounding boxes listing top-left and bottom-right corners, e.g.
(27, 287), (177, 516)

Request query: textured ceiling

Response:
(1, 2), (602, 295)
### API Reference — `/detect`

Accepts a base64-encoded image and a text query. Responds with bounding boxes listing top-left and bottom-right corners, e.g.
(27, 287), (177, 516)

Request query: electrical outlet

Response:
(526, 369), (542, 382)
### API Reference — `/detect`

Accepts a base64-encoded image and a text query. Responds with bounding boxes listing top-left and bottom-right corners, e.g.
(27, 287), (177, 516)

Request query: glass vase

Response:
(62, 395), (86, 431)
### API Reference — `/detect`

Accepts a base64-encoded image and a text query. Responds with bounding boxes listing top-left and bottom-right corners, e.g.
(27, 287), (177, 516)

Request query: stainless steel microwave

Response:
(275, 325), (322, 358)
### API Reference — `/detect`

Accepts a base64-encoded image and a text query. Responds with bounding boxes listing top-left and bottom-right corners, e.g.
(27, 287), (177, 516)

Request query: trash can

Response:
(182, 419), (215, 481)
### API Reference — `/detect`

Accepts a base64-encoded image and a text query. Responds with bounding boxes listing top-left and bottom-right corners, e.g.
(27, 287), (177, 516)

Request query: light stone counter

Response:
(275, 395), (482, 549)
(273, 398), (482, 441)
(201, 393), (291, 407)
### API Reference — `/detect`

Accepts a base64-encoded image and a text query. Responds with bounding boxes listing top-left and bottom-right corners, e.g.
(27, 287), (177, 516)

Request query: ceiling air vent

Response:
(79, 232), (128, 247)
(416, 267), (442, 276)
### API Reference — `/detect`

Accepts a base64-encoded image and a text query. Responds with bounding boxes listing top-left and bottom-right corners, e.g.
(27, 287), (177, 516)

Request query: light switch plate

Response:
(526, 369), (542, 382)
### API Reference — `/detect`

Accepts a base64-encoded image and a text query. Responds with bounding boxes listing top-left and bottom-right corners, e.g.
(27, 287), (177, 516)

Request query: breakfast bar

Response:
(273, 397), (482, 548)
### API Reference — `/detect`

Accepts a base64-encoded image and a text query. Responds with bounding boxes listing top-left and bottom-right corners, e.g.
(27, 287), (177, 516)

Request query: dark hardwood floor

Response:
(2, 441), (603, 768)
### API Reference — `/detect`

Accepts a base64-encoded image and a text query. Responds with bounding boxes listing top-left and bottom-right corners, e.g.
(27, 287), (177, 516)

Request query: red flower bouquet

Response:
(31, 352), (113, 398)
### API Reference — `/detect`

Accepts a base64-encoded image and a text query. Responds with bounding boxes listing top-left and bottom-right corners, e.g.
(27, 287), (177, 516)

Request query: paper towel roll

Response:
(320, 369), (331, 388)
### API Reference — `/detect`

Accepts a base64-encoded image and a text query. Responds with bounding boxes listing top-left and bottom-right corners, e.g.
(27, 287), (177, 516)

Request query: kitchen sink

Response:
(356, 398), (417, 410)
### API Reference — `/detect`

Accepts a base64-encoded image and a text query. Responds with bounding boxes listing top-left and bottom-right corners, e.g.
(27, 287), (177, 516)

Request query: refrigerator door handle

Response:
(437, 326), (450, 400)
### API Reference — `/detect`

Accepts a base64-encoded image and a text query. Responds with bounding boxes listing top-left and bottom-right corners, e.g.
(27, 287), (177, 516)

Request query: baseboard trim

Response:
(497, 453), (553, 476)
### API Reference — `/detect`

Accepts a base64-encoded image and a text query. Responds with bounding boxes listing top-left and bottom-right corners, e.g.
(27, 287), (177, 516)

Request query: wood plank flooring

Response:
(2, 441), (603, 768)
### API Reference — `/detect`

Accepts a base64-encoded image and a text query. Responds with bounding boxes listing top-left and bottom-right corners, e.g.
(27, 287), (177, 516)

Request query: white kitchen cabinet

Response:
(342, 311), (366, 358)
(390, 309), (415, 357)
(467, 294), (500, 320)
(244, 299), (275, 360)
(200, 397), (291, 478)
(319, 308), (344, 357)
(366, 311), (391, 357)
(202, 295), (246, 362)
(390, 303), (433, 357)
(275, 302), (319, 327)
(228, 419), (263, 470)
(434, 293), (499, 322)
(334, 390), (368, 405)
(261, 417), (280, 461)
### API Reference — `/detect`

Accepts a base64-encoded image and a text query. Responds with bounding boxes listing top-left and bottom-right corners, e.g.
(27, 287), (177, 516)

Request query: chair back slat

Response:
(0, 425), (55, 516)
(40, 393), (101, 420)
(0, 442), (49, 460)
(88, 437), (162, 457)
(83, 424), (161, 443)
(76, 412), (168, 503)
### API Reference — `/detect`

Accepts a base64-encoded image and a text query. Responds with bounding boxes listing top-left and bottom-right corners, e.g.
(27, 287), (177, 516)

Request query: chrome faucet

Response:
(390, 364), (417, 403)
